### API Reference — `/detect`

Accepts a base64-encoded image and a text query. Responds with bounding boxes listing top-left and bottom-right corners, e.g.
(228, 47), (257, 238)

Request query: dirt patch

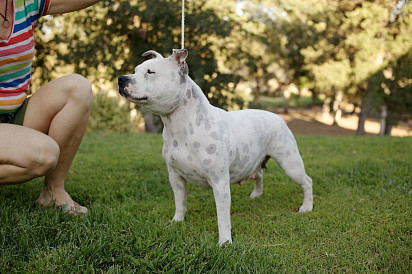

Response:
(274, 108), (411, 137)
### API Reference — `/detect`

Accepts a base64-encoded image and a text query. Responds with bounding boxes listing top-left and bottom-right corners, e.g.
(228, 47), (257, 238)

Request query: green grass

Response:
(1, 133), (411, 272)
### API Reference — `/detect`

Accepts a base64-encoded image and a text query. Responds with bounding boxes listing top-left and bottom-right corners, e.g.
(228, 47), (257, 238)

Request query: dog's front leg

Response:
(168, 167), (187, 222)
(211, 176), (232, 245)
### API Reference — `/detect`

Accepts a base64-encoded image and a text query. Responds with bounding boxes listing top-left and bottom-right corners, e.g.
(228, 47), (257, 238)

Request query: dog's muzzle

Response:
(118, 76), (148, 102)
(118, 76), (130, 96)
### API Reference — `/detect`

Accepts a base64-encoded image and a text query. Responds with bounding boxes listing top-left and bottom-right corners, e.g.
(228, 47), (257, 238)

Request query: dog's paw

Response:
(298, 203), (313, 213)
(249, 191), (263, 199)
(172, 216), (184, 222)
(218, 238), (233, 247)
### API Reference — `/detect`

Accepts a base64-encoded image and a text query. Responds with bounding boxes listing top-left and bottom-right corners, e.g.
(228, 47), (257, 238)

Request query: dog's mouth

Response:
(119, 91), (148, 102)
(130, 96), (148, 101)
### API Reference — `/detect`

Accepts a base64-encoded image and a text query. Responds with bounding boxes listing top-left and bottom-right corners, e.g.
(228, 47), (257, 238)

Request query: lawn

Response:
(0, 133), (411, 272)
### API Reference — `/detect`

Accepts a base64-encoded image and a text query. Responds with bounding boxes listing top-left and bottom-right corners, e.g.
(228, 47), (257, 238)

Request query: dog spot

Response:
(209, 171), (219, 182)
(187, 155), (193, 161)
(179, 68), (187, 84)
(194, 141), (201, 148)
(242, 144), (249, 153)
(196, 114), (204, 127)
(206, 144), (217, 155)
(192, 86), (197, 99)
(210, 131), (220, 140)
(189, 123), (195, 135)
(203, 159), (212, 166)
(183, 99), (187, 105)
(204, 118), (211, 131)
(173, 140), (178, 147)
(189, 123), (194, 135)
(186, 89), (191, 99)
(233, 148), (247, 169)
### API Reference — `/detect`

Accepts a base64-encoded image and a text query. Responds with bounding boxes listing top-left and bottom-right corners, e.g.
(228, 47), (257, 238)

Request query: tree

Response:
(300, 0), (411, 134)
(34, 0), (248, 132)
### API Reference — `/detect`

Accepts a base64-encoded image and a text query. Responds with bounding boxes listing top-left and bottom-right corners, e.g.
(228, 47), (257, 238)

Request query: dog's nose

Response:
(118, 76), (130, 85)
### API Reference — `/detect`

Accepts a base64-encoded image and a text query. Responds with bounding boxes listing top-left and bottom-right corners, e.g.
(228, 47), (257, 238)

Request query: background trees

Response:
(32, 0), (411, 135)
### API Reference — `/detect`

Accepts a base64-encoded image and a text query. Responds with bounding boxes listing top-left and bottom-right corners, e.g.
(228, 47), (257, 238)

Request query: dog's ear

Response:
(142, 50), (163, 59)
(171, 49), (188, 69)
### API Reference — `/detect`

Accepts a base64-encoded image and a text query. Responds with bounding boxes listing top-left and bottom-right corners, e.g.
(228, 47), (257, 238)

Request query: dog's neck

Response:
(161, 78), (211, 132)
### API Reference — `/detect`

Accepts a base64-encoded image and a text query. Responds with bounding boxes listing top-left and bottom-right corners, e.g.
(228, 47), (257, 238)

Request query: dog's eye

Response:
(147, 69), (156, 74)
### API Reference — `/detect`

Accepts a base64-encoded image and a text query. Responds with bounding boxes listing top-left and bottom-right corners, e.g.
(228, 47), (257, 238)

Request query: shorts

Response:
(0, 97), (30, 126)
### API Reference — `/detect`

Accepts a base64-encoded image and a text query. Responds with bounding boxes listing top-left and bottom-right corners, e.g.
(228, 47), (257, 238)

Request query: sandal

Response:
(35, 200), (88, 215)
(57, 202), (88, 215)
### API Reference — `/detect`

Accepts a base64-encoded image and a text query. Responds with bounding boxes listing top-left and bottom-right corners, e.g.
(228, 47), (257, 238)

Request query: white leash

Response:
(181, 0), (185, 49)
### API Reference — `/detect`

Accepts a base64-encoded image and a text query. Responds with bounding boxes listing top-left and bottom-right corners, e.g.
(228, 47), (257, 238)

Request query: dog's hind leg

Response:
(249, 156), (270, 198)
(274, 154), (313, 212)
(270, 132), (313, 212)
(250, 169), (263, 198)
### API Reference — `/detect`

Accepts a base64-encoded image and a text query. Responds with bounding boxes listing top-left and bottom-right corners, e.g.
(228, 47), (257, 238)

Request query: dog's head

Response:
(118, 49), (189, 116)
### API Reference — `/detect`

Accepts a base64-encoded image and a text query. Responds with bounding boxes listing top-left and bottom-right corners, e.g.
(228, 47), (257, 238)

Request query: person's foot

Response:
(36, 187), (88, 214)
(55, 201), (88, 215)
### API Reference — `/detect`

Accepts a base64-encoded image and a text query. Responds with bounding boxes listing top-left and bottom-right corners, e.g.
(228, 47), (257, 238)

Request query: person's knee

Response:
(28, 138), (60, 178)
(65, 74), (93, 110)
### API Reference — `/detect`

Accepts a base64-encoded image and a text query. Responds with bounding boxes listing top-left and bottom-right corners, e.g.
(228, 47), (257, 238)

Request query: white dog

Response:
(118, 49), (313, 245)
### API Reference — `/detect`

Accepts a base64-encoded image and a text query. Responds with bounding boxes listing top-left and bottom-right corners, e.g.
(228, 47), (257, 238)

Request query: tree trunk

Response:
(356, 98), (369, 135)
(379, 105), (388, 136)
(143, 110), (163, 133)
(283, 88), (290, 114)
(311, 89), (318, 107)
(322, 96), (332, 122)
(384, 124), (393, 136)
(332, 90), (343, 126)
(357, 111), (367, 135)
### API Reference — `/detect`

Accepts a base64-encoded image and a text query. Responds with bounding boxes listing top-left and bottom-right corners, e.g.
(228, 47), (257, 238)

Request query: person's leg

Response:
(0, 124), (60, 184)
(23, 74), (93, 212)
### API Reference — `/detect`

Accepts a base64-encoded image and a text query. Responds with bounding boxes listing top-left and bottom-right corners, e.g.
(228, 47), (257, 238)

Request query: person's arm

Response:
(47, 0), (101, 15)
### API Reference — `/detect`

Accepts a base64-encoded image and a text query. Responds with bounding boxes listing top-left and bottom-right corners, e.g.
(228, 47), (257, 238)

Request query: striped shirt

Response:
(0, 0), (51, 114)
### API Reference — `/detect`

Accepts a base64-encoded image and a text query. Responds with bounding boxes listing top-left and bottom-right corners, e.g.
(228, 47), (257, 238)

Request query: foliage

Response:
(299, 0), (412, 132)
(33, 0), (245, 110)
(0, 133), (411, 272)
(31, 0), (412, 135)
(88, 93), (132, 132)
(251, 95), (323, 110)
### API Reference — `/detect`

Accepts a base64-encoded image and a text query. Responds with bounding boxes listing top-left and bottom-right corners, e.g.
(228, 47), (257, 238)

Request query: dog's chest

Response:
(163, 134), (212, 187)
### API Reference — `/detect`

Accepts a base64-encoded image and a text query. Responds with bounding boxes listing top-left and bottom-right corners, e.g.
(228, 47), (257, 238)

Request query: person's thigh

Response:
(23, 74), (92, 133)
(0, 124), (59, 185)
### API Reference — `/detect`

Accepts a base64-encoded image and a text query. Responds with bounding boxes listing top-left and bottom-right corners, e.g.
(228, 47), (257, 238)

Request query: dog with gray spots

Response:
(118, 49), (313, 245)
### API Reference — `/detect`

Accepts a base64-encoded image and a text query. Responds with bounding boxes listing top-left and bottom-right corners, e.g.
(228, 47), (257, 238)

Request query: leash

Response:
(181, 0), (185, 49)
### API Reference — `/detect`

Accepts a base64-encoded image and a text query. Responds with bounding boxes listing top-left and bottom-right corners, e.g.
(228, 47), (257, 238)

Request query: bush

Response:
(249, 95), (324, 110)
(88, 93), (131, 132)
